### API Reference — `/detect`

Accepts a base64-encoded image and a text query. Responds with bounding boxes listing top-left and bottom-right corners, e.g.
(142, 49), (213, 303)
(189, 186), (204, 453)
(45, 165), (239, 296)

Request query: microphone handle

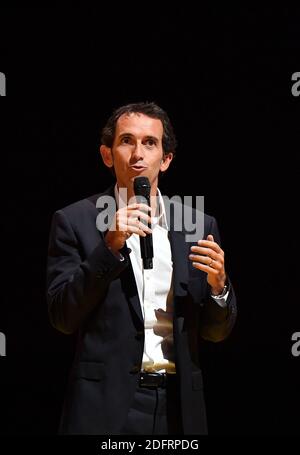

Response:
(137, 194), (153, 269)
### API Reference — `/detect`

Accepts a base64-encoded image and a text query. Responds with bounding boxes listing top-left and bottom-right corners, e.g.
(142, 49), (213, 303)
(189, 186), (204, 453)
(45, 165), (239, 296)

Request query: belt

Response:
(139, 372), (176, 389)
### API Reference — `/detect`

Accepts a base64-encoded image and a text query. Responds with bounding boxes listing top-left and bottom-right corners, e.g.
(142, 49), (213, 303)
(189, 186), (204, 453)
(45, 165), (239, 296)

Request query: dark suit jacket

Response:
(46, 185), (237, 435)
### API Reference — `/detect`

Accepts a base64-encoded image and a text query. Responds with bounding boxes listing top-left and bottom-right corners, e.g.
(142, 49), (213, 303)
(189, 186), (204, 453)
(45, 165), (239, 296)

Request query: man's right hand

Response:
(104, 203), (152, 254)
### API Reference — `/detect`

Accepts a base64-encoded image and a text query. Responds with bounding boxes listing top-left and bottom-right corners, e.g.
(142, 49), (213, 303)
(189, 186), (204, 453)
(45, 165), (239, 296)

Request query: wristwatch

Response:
(211, 283), (229, 299)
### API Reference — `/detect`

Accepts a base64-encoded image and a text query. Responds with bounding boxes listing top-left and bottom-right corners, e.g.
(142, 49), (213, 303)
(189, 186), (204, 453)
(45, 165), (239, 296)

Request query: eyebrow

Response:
(118, 133), (134, 139)
(144, 135), (159, 142)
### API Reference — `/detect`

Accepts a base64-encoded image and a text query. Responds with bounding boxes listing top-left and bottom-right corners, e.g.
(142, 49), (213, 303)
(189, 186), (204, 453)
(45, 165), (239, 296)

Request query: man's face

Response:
(100, 113), (173, 193)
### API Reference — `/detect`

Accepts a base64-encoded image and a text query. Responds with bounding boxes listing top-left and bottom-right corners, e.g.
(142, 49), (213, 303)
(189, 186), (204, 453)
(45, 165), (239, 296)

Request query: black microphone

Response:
(134, 176), (153, 269)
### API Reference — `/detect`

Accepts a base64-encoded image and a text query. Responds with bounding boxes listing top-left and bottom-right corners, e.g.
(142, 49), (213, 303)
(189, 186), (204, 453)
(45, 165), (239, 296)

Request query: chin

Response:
(130, 171), (148, 180)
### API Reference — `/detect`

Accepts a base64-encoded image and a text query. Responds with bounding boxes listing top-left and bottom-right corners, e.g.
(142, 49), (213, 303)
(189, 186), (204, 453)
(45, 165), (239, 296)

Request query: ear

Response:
(100, 145), (114, 168)
(160, 153), (173, 172)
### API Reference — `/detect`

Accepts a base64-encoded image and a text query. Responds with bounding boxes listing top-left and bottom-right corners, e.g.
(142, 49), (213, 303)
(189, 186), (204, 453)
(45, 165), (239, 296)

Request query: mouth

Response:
(130, 165), (148, 171)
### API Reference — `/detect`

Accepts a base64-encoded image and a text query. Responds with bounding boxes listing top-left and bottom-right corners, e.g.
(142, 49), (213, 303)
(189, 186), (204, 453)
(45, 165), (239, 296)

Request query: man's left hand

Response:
(189, 234), (227, 295)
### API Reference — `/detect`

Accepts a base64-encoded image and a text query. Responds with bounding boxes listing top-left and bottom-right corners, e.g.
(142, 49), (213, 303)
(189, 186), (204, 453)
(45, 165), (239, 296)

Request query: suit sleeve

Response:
(198, 216), (237, 342)
(46, 209), (128, 334)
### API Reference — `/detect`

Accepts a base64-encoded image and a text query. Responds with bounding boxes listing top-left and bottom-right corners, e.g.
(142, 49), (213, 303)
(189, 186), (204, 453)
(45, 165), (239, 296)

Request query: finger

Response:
(116, 211), (151, 231)
(189, 254), (223, 269)
(138, 221), (152, 234)
(127, 224), (149, 237)
(128, 210), (152, 224)
(127, 203), (151, 212)
(197, 239), (223, 255)
(191, 261), (219, 275)
(127, 215), (150, 228)
(118, 221), (148, 237)
(125, 219), (152, 235)
(190, 246), (223, 262)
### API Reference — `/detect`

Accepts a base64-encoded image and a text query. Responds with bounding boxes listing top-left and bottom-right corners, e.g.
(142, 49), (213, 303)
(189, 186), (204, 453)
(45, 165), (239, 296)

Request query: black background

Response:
(0, 6), (299, 436)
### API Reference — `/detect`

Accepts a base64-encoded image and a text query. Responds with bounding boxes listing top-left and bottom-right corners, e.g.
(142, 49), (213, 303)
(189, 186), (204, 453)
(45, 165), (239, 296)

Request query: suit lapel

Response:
(168, 229), (189, 298)
(95, 184), (144, 324)
(164, 196), (189, 298)
(120, 252), (144, 324)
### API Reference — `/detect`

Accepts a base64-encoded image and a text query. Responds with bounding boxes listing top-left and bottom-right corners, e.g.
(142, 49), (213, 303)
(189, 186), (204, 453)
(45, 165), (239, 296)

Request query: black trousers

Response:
(120, 375), (183, 435)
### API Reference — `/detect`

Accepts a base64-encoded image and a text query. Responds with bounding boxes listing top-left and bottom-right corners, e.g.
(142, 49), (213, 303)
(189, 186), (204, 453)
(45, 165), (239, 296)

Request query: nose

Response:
(132, 141), (144, 161)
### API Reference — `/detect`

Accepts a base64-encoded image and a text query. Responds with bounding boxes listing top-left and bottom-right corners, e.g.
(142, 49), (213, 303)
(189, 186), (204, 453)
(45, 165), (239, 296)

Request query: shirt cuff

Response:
(210, 289), (229, 308)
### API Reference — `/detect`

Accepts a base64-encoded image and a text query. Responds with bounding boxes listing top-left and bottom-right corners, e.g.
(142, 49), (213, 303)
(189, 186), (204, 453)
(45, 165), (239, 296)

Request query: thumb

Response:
(207, 234), (214, 242)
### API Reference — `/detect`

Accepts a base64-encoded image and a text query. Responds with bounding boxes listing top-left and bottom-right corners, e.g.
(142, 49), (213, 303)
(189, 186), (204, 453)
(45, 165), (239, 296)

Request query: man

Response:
(47, 102), (237, 435)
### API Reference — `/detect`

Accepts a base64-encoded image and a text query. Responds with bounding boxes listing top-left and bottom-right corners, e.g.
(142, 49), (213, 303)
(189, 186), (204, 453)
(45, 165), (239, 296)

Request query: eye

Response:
(145, 138), (156, 147)
(121, 136), (132, 144)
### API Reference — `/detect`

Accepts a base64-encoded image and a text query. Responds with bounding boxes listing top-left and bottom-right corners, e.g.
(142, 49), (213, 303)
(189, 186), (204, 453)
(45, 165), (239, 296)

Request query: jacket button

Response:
(135, 331), (144, 341)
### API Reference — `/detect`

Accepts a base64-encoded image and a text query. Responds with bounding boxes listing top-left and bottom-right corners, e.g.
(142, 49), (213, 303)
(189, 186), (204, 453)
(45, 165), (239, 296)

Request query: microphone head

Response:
(134, 176), (151, 197)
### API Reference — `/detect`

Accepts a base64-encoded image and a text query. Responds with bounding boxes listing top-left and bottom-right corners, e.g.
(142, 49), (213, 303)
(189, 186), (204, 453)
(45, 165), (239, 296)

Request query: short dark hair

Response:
(101, 102), (177, 157)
